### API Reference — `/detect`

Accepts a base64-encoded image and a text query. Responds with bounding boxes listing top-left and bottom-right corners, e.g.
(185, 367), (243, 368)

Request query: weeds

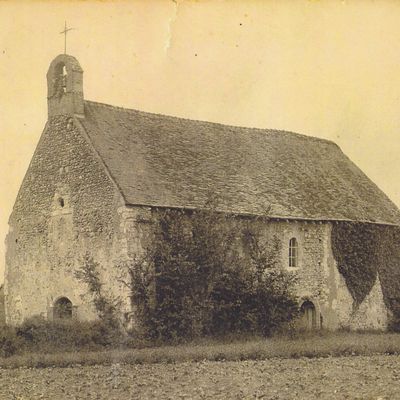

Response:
(0, 316), (126, 358)
(0, 331), (399, 368)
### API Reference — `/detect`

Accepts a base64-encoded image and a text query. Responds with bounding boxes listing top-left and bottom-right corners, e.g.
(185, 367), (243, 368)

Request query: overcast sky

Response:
(1, 0), (400, 283)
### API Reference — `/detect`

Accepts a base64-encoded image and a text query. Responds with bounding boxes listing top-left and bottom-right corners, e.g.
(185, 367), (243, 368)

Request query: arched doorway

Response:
(53, 297), (73, 320)
(300, 300), (317, 330)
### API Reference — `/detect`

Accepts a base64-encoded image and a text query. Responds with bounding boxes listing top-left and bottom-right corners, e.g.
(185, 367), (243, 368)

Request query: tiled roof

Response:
(78, 100), (400, 226)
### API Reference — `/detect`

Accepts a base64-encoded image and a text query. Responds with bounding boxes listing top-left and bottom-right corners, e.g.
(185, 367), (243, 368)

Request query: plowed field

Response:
(1, 355), (399, 400)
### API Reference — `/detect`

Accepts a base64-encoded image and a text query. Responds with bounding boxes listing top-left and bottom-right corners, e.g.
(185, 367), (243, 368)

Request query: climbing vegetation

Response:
(331, 222), (400, 329)
(75, 254), (123, 340)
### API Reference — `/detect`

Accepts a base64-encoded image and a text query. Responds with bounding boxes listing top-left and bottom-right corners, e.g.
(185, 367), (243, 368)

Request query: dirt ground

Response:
(1, 354), (399, 400)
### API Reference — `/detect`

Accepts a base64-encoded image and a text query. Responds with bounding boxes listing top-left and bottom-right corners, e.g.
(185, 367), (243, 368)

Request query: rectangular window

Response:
(289, 238), (298, 267)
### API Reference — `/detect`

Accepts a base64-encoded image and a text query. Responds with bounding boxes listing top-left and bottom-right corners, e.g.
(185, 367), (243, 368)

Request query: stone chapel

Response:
(5, 54), (400, 330)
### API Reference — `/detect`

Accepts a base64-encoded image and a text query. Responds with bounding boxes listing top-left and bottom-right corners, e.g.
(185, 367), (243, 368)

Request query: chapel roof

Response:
(78, 100), (400, 226)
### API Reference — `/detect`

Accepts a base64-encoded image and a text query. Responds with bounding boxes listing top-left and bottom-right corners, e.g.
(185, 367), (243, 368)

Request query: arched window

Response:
(62, 65), (67, 93)
(53, 297), (73, 319)
(54, 63), (67, 97)
(289, 237), (298, 267)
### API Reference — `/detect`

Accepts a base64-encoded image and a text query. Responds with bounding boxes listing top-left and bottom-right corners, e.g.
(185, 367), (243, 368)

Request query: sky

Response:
(1, 0), (400, 283)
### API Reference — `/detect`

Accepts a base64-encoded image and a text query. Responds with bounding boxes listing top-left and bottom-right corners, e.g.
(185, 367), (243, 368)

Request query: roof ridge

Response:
(84, 99), (337, 146)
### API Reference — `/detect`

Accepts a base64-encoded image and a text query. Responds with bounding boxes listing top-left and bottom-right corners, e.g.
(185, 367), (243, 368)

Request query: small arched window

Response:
(54, 63), (68, 97)
(62, 65), (67, 93)
(289, 237), (298, 267)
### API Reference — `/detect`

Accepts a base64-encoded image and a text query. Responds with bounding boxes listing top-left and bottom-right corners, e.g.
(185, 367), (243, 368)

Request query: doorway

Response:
(300, 300), (317, 330)
(53, 297), (73, 319)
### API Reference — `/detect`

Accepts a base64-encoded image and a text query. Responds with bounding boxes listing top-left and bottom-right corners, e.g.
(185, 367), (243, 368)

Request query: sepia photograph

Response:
(1, 1), (400, 399)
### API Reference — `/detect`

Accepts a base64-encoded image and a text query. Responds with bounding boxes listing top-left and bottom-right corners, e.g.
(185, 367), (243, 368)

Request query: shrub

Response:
(0, 326), (21, 357)
(128, 205), (298, 341)
(16, 316), (123, 352)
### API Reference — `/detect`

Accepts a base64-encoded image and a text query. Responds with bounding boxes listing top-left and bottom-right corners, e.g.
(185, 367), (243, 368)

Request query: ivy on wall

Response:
(375, 226), (400, 324)
(331, 222), (400, 322)
(331, 222), (379, 308)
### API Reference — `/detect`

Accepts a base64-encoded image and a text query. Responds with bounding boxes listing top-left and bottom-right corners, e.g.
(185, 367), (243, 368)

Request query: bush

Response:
(129, 205), (298, 341)
(0, 326), (21, 357)
(16, 316), (123, 352)
(0, 315), (130, 358)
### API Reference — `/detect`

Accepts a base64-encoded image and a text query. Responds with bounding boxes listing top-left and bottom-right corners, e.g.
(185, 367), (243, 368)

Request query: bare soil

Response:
(1, 355), (399, 400)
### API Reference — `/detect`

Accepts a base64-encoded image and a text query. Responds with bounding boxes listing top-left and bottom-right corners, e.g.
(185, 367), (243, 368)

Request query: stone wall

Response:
(0, 286), (5, 326)
(5, 115), (129, 325)
(124, 216), (389, 331)
(47, 54), (84, 118)
(5, 116), (388, 330)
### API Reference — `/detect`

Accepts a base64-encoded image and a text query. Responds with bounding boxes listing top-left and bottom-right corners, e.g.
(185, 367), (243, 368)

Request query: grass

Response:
(0, 331), (399, 369)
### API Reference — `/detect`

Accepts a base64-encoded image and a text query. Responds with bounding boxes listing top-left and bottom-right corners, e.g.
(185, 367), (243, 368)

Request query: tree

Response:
(128, 204), (299, 341)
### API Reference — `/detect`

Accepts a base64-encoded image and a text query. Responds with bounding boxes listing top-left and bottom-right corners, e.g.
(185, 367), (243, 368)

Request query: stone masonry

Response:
(4, 53), (394, 330)
(5, 115), (129, 324)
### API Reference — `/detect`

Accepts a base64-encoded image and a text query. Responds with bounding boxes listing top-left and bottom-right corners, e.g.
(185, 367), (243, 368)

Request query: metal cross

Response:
(60, 21), (74, 54)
